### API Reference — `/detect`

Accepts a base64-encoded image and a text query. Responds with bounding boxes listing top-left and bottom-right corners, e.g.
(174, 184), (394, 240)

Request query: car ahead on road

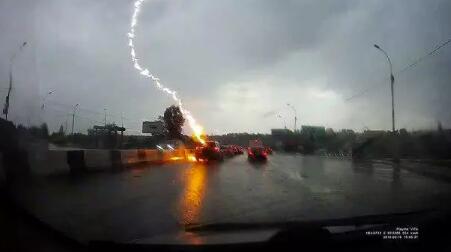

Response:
(232, 145), (244, 155)
(247, 146), (268, 161)
(265, 146), (273, 155)
(248, 140), (268, 161)
(195, 141), (224, 161)
(221, 145), (235, 157)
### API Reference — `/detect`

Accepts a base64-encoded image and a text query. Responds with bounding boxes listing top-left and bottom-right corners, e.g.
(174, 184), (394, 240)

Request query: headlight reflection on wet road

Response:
(178, 163), (208, 225)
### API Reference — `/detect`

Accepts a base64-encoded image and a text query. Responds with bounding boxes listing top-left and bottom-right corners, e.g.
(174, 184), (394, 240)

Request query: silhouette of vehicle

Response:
(221, 145), (235, 157)
(248, 140), (268, 161)
(195, 141), (224, 161)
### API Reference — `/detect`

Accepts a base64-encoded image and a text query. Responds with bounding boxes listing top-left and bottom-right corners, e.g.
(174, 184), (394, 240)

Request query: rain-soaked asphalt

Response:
(10, 153), (451, 243)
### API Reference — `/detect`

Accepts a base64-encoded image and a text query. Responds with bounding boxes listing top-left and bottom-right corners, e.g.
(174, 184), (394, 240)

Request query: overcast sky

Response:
(1, 0), (450, 135)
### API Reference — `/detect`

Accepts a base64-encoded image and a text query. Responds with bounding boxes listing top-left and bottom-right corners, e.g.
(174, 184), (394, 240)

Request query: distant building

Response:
(142, 121), (165, 135)
(325, 128), (335, 136)
(363, 130), (386, 138)
(271, 128), (297, 151)
(340, 129), (355, 135)
(301, 125), (326, 138)
(90, 124), (125, 149)
(271, 128), (292, 136)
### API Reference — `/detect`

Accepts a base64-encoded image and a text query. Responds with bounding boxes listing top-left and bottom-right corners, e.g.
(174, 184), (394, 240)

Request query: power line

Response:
(45, 99), (142, 123)
(397, 38), (451, 75)
(346, 38), (451, 101)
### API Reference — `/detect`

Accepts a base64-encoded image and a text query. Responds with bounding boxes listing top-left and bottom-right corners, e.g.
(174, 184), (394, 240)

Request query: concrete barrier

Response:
(67, 150), (85, 174)
(44, 150), (71, 175)
(111, 150), (123, 170)
(120, 149), (140, 166)
(142, 149), (160, 162)
(121, 149), (162, 166)
(84, 150), (112, 171)
(38, 148), (195, 175)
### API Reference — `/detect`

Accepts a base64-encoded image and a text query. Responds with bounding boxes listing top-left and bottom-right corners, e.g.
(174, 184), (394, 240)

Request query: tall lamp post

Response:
(374, 44), (395, 133)
(104, 108), (107, 127)
(3, 42), (27, 120)
(277, 114), (287, 129)
(41, 90), (54, 110)
(287, 103), (297, 132)
(71, 103), (79, 135)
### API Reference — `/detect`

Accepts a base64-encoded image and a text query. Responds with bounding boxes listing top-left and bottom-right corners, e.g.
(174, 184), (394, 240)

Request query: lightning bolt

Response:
(128, 0), (205, 144)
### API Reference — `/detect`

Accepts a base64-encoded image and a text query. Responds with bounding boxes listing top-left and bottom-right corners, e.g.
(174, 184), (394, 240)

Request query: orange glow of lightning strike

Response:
(187, 154), (197, 162)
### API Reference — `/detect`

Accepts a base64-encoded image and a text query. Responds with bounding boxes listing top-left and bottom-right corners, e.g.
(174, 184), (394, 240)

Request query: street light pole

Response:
(3, 42), (27, 120)
(71, 104), (79, 135)
(104, 108), (107, 127)
(374, 44), (395, 133)
(41, 90), (54, 110)
(277, 114), (287, 129)
(287, 103), (297, 132)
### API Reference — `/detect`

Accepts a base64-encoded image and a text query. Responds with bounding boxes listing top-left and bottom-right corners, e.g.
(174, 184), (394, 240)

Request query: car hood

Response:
(128, 209), (433, 245)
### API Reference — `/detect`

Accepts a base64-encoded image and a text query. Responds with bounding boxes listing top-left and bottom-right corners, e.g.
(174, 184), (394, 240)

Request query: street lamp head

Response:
(374, 44), (380, 49)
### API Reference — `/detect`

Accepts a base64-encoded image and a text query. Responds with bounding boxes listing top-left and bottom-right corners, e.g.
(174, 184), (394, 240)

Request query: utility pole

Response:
(3, 42), (27, 120)
(287, 103), (297, 132)
(41, 90), (54, 110)
(374, 44), (395, 133)
(277, 114), (286, 129)
(104, 108), (107, 127)
(65, 118), (68, 135)
(71, 104), (79, 135)
(374, 44), (398, 163)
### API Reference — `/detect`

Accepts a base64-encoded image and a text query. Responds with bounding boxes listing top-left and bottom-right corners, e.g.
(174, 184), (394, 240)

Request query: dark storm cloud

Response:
(1, 0), (450, 134)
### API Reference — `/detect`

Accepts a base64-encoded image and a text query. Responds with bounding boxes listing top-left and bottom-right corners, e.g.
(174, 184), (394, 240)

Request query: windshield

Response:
(1, 0), (451, 249)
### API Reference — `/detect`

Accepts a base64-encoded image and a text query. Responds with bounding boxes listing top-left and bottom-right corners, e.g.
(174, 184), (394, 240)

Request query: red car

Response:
(220, 145), (235, 157)
(247, 140), (268, 161)
(195, 141), (224, 161)
(247, 146), (268, 161)
(234, 145), (244, 155)
(265, 146), (273, 155)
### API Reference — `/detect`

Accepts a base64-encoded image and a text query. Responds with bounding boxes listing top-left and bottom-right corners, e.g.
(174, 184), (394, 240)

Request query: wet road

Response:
(11, 153), (451, 243)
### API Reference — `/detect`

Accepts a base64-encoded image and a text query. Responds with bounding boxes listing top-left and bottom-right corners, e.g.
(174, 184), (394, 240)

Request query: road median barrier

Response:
(45, 150), (71, 175)
(42, 148), (196, 175)
(67, 150), (85, 174)
(84, 150), (112, 171)
(120, 149), (140, 166)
